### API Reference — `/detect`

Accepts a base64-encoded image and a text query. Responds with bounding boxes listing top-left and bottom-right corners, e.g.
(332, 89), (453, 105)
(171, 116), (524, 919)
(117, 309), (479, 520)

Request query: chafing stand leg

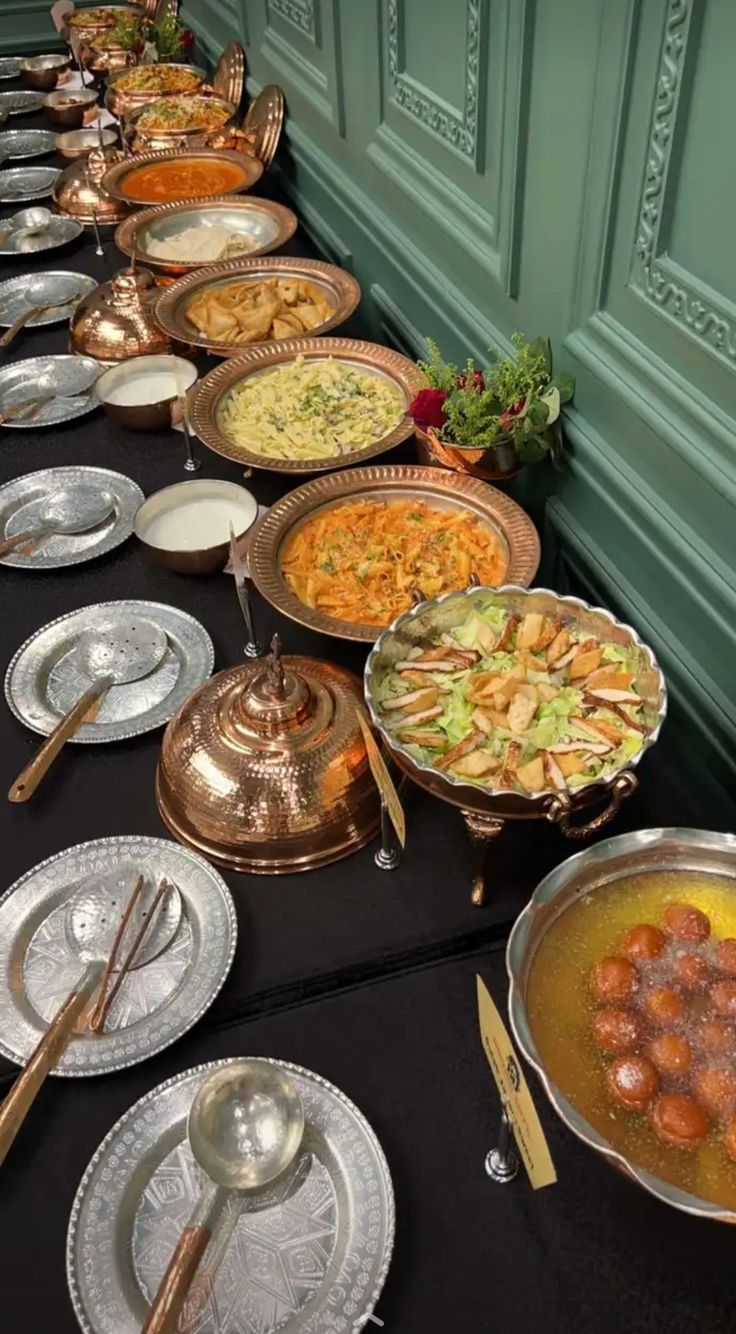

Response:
(485, 1108), (519, 1184)
(374, 801), (401, 871)
(462, 812), (504, 907)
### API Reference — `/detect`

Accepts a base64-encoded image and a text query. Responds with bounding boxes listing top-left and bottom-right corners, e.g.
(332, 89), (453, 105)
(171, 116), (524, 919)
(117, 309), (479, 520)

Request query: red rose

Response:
(409, 388), (448, 429)
(457, 369), (484, 391)
(181, 27), (195, 49)
(498, 395), (526, 432)
(131, 39), (144, 54)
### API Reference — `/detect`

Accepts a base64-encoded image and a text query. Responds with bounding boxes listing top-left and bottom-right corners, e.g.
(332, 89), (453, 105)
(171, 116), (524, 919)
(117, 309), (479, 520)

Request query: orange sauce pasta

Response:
(281, 499), (508, 627)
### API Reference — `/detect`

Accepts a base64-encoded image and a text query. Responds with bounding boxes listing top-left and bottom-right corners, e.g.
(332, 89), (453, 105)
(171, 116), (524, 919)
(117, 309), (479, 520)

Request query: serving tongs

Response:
(0, 870), (181, 1168)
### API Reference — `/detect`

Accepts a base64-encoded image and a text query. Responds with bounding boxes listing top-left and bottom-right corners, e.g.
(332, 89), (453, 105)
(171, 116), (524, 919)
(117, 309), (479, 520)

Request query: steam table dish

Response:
(365, 585), (666, 903)
(508, 827), (736, 1221)
(101, 148), (263, 206)
(249, 464), (539, 642)
(114, 196), (298, 278)
(123, 95), (237, 155)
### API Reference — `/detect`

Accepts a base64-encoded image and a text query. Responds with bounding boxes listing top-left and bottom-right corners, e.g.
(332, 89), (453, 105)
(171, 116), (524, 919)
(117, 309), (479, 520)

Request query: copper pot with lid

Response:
(54, 145), (131, 226)
(70, 266), (173, 361)
(156, 635), (381, 873)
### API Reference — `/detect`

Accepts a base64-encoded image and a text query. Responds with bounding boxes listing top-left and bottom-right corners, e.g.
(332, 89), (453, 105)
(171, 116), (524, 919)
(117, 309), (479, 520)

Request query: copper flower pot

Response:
(414, 425), (521, 482)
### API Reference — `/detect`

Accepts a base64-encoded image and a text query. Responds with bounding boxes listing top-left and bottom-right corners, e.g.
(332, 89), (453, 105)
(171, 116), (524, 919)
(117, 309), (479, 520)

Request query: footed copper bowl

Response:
(156, 636), (381, 872)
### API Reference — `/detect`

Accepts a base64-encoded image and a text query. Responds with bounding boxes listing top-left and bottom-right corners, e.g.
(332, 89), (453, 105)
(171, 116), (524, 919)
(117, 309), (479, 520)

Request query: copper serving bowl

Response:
(249, 464), (540, 643)
(105, 63), (206, 118)
(156, 260), (361, 359)
(135, 478), (258, 574)
(82, 41), (136, 81)
(56, 126), (118, 160)
(96, 352), (197, 429)
(507, 827), (736, 1223)
(100, 148), (263, 206)
(123, 95), (238, 155)
(65, 4), (142, 44)
(365, 585), (667, 904)
(114, 196), (298, 279)
(20, 54), (70, 92)
(44, 87), (98, 129)
(190, 339), (419, 473)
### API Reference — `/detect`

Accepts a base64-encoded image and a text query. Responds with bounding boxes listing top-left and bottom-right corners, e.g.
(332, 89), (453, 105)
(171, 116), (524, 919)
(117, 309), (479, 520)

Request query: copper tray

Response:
(248, 465), (541, 643)
(114, 195), (297, 277)
(105, 63), (206, 118)
(189, 337), (421, 473)
(242, 84), (285, 169)
(101, 148), (263, 205)
(155, 257), (361, 357)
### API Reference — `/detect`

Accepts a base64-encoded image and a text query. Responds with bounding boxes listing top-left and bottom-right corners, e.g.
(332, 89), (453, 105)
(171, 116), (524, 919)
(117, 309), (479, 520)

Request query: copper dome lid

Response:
(69, 266), (173, 362)
(156, 636), (380, 873)
(54, 145), (131, 226)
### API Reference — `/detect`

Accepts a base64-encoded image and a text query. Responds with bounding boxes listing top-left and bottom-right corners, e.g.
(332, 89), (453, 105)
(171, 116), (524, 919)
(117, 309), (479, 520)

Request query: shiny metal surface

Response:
(230, 526), (260, 656)
(0, 484), (112, 556)
(75, 617), (168, 687)
(0, 90), (44, 116)
(0, 208), (83, 257)
(507, 827), (736, 1223)
(0, 269), (95, 325)
(250, 465), (540, 641)
(156, 257), (361, 358)
(156, 634), (381, 873)
(124, 95), (238, 155)
(135, 478), (258, 575)
(5, 598), (214, 744)
(44, 87), (98, 128)
(105, 62), (205, 118)
(101, 148), (263, 205)
(54, 146), (131, 225)
(0, 465), (142, 569)
(0, 129), (57, 160)
(20, 53), (70, 91)
(70, 267), (172, 361)
(56, 126), (117, 160)
(0, 166), (61, 203)
(190, 1062), (305, 1192)
(0, 835), (236, 1076)
(191, 338), (419, 472)
(0, 355), (100, 428)
(0, 59), (20, 81)
(114, 195), (298, 276)
(212, 42), (246, 112)
(67, 1057), (395, 1333)
(68, 861), (181, 969)
(242, 84), (285, 170)
(96, 353), (197, 431)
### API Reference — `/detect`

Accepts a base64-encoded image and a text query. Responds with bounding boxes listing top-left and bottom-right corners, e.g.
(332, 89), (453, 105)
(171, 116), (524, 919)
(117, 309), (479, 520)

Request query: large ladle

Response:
(143, 1060), (305, 1334)
(0, 484), (113, 557)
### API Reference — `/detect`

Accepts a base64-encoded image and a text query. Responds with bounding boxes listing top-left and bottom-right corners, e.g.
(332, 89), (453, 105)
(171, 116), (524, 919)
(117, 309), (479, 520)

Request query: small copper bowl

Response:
(20, 54), (70, 92)
(135, 478), (258, 574)
(56, 127), (118, 160)
(96, 354), (198, 431)
(44, 88), (98, 129)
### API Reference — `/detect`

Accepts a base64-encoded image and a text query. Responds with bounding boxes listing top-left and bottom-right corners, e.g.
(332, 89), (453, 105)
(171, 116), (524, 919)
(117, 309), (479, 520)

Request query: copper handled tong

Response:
(88, 875), (175, 1033)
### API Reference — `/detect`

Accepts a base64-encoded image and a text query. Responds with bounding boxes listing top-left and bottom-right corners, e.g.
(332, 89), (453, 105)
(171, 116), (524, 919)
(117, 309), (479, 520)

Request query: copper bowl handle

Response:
(546, 771), (638, 840)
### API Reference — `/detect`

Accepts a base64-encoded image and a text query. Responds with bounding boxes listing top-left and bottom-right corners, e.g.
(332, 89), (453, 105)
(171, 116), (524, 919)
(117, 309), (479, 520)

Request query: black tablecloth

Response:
(0, 102), (732, 1334)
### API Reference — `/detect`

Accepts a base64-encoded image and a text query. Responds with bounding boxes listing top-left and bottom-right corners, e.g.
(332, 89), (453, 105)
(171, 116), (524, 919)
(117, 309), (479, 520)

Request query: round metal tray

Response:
(0, 465), (142, 569)
(101, 148), (263, 205)
(115, 194), (298, 277)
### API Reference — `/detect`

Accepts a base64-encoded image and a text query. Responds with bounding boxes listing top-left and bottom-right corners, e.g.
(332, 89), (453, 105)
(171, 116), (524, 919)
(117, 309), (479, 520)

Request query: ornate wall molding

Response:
(387, 0), (481, 162)
(631, 0), (736, 364)
(268, 0), (316, 40)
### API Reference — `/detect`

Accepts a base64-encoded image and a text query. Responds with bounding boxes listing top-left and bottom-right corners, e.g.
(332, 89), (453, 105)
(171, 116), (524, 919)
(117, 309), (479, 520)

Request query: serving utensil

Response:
(0, 288), (83, 348)
(0, 485), (112, 557)
(0, 165), (60, 204)
(230, 523), (259, 658)
(142, 1061), (304, 1334)
(0, 465), (141, 570)
(0, 865), (180, 1168)
(8, 619), (168, 802)
(91, 206), (103, 256)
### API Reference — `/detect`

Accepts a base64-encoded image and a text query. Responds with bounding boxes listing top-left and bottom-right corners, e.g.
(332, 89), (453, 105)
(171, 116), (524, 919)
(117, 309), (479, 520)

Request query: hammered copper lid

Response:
(54, 146), (132, 225)
(70, 266), (173, 361)
(212, 41), (245, 110)
(156, 635), (380, 873)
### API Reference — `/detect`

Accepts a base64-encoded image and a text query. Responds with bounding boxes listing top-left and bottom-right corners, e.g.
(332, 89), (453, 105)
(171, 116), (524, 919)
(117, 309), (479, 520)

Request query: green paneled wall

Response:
(0, 2), (62, 52)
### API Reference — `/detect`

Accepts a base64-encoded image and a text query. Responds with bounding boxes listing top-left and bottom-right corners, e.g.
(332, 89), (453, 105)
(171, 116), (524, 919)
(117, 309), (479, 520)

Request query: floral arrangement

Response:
(409, 334), (574, 465)
(110, 13), (195, 60)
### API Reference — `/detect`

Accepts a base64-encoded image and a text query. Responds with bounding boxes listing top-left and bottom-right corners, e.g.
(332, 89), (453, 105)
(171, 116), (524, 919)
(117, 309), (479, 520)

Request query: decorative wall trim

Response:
(261, 0), (344, 133)
(387, 0), (482, 164)
(0, 0), (61, 51)
(370, 283), (427, 359)
(268, 0), (316, 40)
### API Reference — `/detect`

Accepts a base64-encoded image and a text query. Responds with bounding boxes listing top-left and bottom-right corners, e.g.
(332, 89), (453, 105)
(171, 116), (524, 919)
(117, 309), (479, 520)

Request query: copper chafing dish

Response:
(81, 38), (136, 82)
(105, 63), (206, 118)
(70, 267), (173, 361)
(507, 827), (736, 1222)
(64, 4), (142, 46)
(365, 585), (667, 905)
(123, 95), (239, 155)
(54, 145), (131, 226)
(156, 634), (381, 872)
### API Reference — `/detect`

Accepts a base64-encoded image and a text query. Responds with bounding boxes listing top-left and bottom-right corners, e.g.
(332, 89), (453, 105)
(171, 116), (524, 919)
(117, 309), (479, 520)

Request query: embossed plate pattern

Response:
(5, 598), (214, 742)
(0, 355), (100, 427)
(0, 128), (57, 158)
(0, 165), (60, 202)
(0, 465), (143, 569)
(67, 1058), (394, 1333)
(0, 269), (97, 325)
(0, 835), (237, 1075)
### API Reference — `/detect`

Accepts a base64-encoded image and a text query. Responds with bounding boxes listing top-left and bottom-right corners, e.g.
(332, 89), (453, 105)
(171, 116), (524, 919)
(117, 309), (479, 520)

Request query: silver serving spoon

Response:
(0, 485), (113, 558)
(0, 281), (84, 349)
(8, 619), (168, 802)
(143, 1061), (305, 1334)
(0, 864), (181, 1168)
(0, 205), (53, 245)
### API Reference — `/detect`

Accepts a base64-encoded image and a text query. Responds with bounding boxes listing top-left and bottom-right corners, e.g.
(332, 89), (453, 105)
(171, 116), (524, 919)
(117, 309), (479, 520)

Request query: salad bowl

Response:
(365, 585), (667, 904)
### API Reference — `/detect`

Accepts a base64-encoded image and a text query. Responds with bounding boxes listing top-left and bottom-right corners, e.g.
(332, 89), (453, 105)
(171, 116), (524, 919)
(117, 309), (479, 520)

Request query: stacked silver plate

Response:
(67, 1058), (394, 1333)
(0, 465), (143, 569)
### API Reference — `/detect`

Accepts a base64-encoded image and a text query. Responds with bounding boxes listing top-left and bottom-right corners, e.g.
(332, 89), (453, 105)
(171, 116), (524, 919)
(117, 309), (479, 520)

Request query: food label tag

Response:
(476, 974), (556, 1190)
(356, 709), (406, 849)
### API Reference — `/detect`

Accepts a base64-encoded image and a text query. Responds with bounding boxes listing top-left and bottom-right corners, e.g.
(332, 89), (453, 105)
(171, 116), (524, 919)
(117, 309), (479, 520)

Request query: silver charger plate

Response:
(5, 598), (215, 742)
(0, 58), (20, 81)
(0, 89), (44, 115)
(67, 1057), (395, 1334)
(0, 269), (96, 324)
(0, 354), (100, 426)
(0, 834), (237, 1077)
(0, 212), (83, 256)
(0, 164), (60, 202)
(0, 128), (57, 159)
(0, 465), (143, 569)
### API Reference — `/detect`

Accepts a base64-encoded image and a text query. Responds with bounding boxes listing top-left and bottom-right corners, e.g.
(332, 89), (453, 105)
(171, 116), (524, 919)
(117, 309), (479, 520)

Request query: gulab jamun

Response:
(665, 903), (711, 942)
(714, 940), (736, 976)
(651, 1093), (708, 1149)
(648, 1033), (692, 1076)
(621, 924), (666, 962)
(607, 1056), (658, 1111)
(593, 1007), (643, 1055)
(643, 986), (684, 1026)
(692, 1066), (736, 1120)
(710, 979), (736, 1019)
(672, 952), (710, 991)
(723, 1114), (736, 1163)
(590, 956), (639, 1004)
(698, 1018), (736, 1057)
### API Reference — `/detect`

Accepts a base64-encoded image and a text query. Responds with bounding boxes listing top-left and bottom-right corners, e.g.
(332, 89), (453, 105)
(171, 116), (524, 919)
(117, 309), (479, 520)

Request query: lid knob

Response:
(235, 635), (314, 734)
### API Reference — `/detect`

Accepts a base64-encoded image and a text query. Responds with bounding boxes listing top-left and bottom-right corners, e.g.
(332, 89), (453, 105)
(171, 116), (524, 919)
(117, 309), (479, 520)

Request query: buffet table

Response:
(0, 106), (732, 1334)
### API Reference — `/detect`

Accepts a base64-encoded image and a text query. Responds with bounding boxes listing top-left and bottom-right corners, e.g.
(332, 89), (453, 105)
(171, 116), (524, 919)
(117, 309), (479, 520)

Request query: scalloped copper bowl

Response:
(507, 828), (736, 1222)
(249, 467), (540, 643)
(105, 63), (206, 118)
(189, 338), (419, 474)
(155, 259), (361, 358)
(114, 196), (297, 277)
(101, 149), (263, 206)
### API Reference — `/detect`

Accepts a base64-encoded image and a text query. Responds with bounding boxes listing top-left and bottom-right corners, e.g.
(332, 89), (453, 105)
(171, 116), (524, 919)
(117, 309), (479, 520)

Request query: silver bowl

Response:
(56, 127), (118, 161)
(20, 54), (71, 92)
(507, 827), (736, 1223)
(114, 196), (298, 278)
(43, 88), (98, 130)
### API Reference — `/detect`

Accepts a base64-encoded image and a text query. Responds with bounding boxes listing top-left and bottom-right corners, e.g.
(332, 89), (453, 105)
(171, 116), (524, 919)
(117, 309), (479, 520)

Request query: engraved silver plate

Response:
(0, 165), (60, 202)
(67, 1058), (395, 1334)
(5, 598), (215, 742)
(0, 58), (20, 81)
(0, 835), (237, 1076)
(0, 128), (57, 158)
(0, 89), (44, 114)
(0, 465), (143, 569)
(0, 355), (101, 427)
(0, 269), (96, 323)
